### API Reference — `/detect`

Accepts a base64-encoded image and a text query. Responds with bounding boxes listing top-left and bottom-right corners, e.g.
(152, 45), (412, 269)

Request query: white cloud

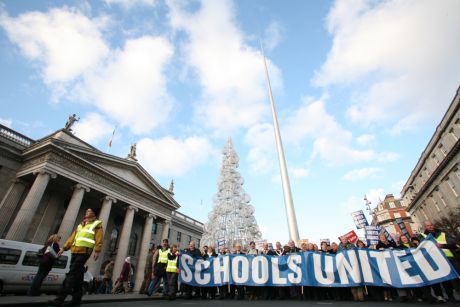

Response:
(291, 167), (310, 178)
(285, 98), (374, 164)
(167, 0), (278, 133)
(284, 97), (399, 165)
(73, 113), (114, 144)
(315, 0), (460, 132)
(104, 0), (157, 9)
(343, 167), (381, 181)
(0, 8), (109, 85)
(263, 21), (283, 52)
(1, 8), (174, 135)
(356, 134), (374, 146)
(137, 136), (214, 176)
(244, 123), (276, 174)
(0, 118), (12, 127)
(80, 36), (174, 134)
(342, 187), (385, 214)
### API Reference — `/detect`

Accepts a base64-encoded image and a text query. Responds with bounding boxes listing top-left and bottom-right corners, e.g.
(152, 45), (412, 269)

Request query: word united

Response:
(179, 236), (458, 288)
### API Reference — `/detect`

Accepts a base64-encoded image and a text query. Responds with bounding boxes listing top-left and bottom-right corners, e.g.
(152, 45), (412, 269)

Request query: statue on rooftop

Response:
(64, 114), (79, 131)
(169, 180), (174, 193)
(127, 143), (137, 161)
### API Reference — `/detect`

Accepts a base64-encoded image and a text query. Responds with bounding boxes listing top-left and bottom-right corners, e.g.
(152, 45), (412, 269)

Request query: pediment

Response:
(52, 141), (178, 209)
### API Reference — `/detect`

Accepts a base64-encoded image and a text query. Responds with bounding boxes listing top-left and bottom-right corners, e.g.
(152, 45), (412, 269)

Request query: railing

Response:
(0, 124), (35, 147)
(173, 211), (204, 228)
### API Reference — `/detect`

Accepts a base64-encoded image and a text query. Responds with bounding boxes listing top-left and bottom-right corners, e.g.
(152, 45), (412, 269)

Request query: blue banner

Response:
(179, 236), (458, 288)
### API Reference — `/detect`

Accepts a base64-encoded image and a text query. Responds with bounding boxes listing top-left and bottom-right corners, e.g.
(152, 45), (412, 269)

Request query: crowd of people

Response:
(135, 220), (459, 303)
(28, 209), (458, 305)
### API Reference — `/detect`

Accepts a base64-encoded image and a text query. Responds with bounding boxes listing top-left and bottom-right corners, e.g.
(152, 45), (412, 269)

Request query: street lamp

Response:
(364, 195), (372, 215)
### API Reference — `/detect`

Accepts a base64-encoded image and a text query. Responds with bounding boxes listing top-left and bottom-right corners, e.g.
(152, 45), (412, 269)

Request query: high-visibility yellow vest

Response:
(421, 232), (454, 258)
(402, 243), (411, 248)
(158, 248), (170, 263)
(74, 220), (102, 248)
(166, 255), (178, 273)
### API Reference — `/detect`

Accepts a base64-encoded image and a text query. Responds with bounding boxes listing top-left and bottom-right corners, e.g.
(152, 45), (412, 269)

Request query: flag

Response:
(108, 128), (116, 148)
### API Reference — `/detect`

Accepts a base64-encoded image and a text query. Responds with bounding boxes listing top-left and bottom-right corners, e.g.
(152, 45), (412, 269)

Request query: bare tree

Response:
(435, 208), (460, 244)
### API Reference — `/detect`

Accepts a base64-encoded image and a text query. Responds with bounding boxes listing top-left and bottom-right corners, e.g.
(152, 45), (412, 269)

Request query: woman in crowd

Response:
(113, 257), (132, 294)
(201, 246), (218, 299)
(28, 234), (61, 296)
(376, 233), (397, 301)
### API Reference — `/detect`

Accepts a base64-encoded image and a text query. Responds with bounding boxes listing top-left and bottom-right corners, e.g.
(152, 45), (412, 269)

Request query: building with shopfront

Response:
(401, 86), (460, 232)
(0, 123), (203, 292)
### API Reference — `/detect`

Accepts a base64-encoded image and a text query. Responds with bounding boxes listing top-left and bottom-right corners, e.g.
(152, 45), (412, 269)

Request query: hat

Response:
(125, 257), (131, 263)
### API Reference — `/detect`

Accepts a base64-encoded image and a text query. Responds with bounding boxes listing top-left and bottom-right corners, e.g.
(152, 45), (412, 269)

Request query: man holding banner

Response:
(422, 220), (458, 303)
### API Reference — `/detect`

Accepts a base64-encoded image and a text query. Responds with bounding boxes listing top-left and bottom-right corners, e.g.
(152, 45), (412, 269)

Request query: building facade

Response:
(0, 124), (203, 292)
(371, 194), (415, 237)
(401, 86), (460, 232)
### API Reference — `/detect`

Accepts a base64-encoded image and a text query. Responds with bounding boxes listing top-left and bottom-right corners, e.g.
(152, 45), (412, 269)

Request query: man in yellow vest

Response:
(421, 220), (458, 303)
(49, 208), (103, 307)
(166, 244), (180, 300)
(146, 238), (170, 296)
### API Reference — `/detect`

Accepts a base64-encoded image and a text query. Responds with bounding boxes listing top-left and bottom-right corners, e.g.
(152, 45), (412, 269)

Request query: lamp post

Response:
(364, 195), (375, 225)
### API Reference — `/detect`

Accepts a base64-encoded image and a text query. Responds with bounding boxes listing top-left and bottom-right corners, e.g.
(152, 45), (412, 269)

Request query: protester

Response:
(147, 239), (170, 297)
(231, 243), (245, 300)
(113, 257), (132, 294)
(183, 241), (202, 299)
(201, 246), (218, 299)
(49, 208), (103, 307)
(421, 220), (458, 303)
(376, 233), (397, 301)
(139, 246), (156, 294)
(98, 260), (114, 294)
(28, 234), (61, 296)
(166, 244), (180, 300)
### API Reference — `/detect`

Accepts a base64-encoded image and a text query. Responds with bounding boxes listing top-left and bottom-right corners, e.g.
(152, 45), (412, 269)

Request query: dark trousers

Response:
(166, 272), (178, 298)
(147, 270), (169, 296)
(28, 264), (52, 295)
(55, 253), (90, 304)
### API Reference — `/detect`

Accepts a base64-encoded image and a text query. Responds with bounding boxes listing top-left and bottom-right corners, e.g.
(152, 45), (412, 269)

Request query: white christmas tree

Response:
(201, 137), (262, 249)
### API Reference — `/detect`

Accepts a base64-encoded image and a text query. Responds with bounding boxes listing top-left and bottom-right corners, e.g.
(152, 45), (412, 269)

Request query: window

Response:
(437, 191), (448, 207)
(152, 223), (158, 235)
(432, 153), (440, 166)
(446, 177), (458, 197)
(455, 168), (460, 181)
(177, 231), (182, 242)
(0, 247), (21, 265)
(389, 202), (396, 208)
(189, 235), (192, 243)
(450, 127), (459, 141)
(394, 212), (401, 218)
(53, 256), (68, 269)
(431, 195), (441, 212)
(438, 143), (447, 156)
(167, 228), (170, 239)
(420, 208), (428, 220)
(109, 228), (119, 252)
(22, 251), (40, 267)
(128, 233), (138, 256)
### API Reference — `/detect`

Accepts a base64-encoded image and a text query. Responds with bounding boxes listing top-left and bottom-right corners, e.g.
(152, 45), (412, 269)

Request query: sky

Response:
(1, 0), (460, 246)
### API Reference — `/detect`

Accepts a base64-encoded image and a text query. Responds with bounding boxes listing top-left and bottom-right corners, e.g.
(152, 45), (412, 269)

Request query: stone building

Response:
(401, 86), (460, 231)
(0, 124), (203, 292)
(371, 194), (415, 237)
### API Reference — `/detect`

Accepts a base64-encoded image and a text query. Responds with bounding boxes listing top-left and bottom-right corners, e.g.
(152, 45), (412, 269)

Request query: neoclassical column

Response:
(0, 178), (28, 237)
(6, 170), (56, 241)
(160, 219), (171, 241)
(87, 196), (116, 276)
(134, 213), (155, 293)
(113, 205), (137, 280)
(58, 184), (90, 241)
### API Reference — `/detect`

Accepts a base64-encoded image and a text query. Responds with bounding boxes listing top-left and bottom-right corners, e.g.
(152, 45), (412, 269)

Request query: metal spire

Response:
(260, 42), (300, 243)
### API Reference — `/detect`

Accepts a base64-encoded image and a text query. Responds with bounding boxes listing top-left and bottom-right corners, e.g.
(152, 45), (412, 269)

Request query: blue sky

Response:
(1, 0), (460, 246)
